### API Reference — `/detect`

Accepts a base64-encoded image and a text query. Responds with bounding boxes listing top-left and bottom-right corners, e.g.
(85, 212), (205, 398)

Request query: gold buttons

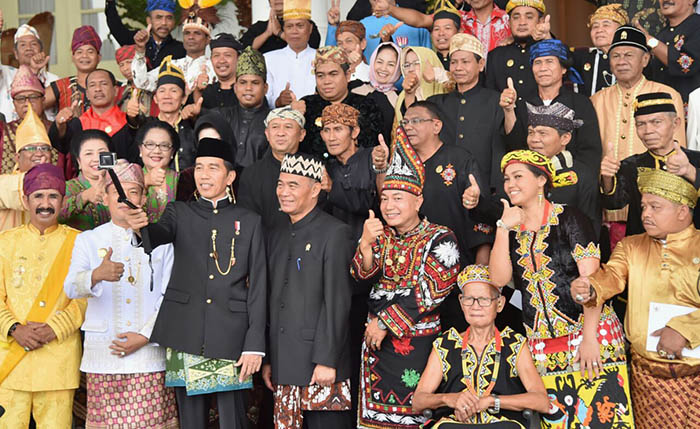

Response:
(213, 209), (218, 214)
(622, 119), (627, 124)
(459, 116), (464, 121)
(519, 65), (524, 70)
(126, 299), (131, 304)
(460, 99), (466, 104)
(621, 135), (626, 140)
(518, 80), (523, 84)
(39, 300), (46, 307)
(206, 299), (212, 304)
(459, 134), (464, 139)
(209, 274), (214, 280)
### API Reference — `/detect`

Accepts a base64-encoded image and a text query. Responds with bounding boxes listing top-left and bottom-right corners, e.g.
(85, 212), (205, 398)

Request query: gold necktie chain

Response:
(211, 229), (236, 276)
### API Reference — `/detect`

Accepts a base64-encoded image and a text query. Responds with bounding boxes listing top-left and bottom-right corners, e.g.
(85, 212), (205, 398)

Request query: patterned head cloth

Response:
(634, 92), (676, 117)
(237, 46), (267, 79)
(529, 39), (569, 64)
(457, 265), (499, 292)
(71, 25), (102, 53)
(313, 46), (350, 73)
(505, 0), (546, 14)
(104, 159), (146, 189)
(337, 21), (366, 41)
(210, 33), (243, 51)
(14, 24), (41, 43)
(283, 0), (311, 21)
(11, 65), (45, 98)
(432, 0), (461, 29)
(16, 104), (50, 152)
(501, 149), (577, 188)
(24, 163), (65, 197)
(609, 25), (649, 53)
(526, 102), (583, 133)
(280, 153), (323, 182)
(115, 45), (137, 64)
(637, 168), (698, 209)
(146, 0), (176, 12)
(321, 103), (360, 128)
(264, 106), (305, 128)
(382, 127), (425, 196)
(588, 3), (628, 27)
(157, 56), (186, 91)
(449, 33), (484, 58)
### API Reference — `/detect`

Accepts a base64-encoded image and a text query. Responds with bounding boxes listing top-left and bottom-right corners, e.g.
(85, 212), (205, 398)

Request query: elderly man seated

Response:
(412, 264), (549, 428)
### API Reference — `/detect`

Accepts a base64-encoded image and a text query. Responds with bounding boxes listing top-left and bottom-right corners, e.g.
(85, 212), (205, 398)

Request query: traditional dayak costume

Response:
(351, 128), (460, 428)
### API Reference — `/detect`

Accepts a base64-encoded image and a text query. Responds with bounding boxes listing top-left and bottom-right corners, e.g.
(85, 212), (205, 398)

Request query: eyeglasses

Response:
(142, 142), (174, 151)
(402, 60), (420, 70)
(399, 117), (434, 127)
(459, 295), (499, 307)
(13, 94), (44, 103)
(19, 145), (52, 153)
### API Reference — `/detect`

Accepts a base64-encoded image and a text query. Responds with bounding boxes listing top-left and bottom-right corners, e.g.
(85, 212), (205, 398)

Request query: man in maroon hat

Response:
(114, 45), (154, 117)
(0, 163), (85, 428)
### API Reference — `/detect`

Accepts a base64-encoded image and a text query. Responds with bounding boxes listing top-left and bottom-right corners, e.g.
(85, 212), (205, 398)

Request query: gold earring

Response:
(537, 189), (544, 206)
(226, 186), (236, 204)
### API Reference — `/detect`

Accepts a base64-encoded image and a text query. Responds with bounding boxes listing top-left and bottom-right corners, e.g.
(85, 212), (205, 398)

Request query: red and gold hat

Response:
(382, 127), (424, 196)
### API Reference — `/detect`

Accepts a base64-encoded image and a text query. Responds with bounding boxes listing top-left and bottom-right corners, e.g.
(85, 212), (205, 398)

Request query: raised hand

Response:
(181, 97), (204, 120)
(195, 64), (209, 91)
(533, 14), (551, 41)
(666, 141), (692, 179)
(276, 82), (296, 107)
(378, 21), (403, 42)
(290, 97), (306, 115)
(372, 0), (391, 17)
(327, 0), (341, 26)
(403, 73), (420, 94)
(499, 77), (517, 111)
(91, 247), (125, 285)
(422, 63), (436, 83)
(462, 174), (480, 209)
(82, 173), (106, 205)
(126, 89), (140, 119)
(499, 198), (524, 230)
(267, 8), (281, 36)
(29, 52), (50, 74)
(125, 207), (149, 233)
(360, 209), (384, 250)
(145, 167), (166, 187)
(372, 135), (390, 171)
(134, 24), (151, 53)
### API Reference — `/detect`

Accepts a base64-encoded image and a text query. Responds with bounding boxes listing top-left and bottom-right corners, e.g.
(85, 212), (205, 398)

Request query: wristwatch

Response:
(496, 219), (511, 231)
(8, 322), (20, 337)
(377, 319), (387, 331)
(647, 37), (659, 49)
(487, 394), (500, 414)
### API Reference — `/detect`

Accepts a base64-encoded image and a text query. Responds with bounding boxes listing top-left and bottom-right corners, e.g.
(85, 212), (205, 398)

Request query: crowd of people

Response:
(0, 0), (699, 427)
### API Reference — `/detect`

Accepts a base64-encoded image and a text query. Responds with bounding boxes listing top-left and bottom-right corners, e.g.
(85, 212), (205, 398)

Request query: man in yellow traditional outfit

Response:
(0, 104), (53, 232)
(572, 168), (700, 429)
(0, 163), (85, 428)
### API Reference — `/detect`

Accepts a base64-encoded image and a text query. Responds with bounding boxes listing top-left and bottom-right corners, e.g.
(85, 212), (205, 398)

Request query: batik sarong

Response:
(164, 347), (252, 395)
(273, 379), (352, 429)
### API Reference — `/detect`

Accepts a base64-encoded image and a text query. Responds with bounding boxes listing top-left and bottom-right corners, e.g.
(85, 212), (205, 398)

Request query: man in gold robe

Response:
(572, 168), (700, 429)
(0, 163), (85, 428)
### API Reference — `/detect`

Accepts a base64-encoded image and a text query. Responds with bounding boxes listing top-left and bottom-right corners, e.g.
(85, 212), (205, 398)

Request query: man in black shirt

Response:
(240, 0), (321, 53)
(197, 34), (243, 110)
(105, 0), (185, 69)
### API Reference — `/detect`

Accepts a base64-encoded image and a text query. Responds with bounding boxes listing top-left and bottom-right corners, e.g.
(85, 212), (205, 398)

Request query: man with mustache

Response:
(105, 0), (186, 70)
(0, 103), (54, 232)
(0, 163), (86, 428)
(196, 33), (243, 110)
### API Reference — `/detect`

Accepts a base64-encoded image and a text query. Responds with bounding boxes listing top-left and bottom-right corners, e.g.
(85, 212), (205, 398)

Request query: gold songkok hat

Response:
(501, 150), (577, 188)
(505, 0), (546, 14)
(321, 103), (359, 128)
(283, 0), (311, 21)
(15, 104), (50, 152)
(457, 264), (499, 292)
(637, 168), (698, 209)
(588, 3), (628, 27)
(449, 33), (484, 58)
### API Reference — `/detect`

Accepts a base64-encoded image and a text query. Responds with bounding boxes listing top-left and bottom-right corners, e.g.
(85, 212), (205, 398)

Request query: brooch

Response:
(305, 243), (311, 252)
(440, 163), (456, 186)
(674, 35), (684, 51)
(677, 54), (694, 74)
(583, 63), (591, 72)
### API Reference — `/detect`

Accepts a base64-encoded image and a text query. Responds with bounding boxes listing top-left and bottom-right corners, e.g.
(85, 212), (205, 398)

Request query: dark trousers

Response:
(175, 387), (249, 429)
(303, 410), (353, 429)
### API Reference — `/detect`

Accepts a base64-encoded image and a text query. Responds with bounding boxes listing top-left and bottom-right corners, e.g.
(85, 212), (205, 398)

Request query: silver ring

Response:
(120, 351), (126, 356)
(592, 361), (598, 367)
(24, 346), (30, 352)
(575, 294), (584, 302)
(668, 353), (676, 360)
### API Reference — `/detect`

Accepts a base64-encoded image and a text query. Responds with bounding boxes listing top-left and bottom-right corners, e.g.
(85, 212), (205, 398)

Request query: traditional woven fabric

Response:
(448, 33), (483, 58)
(321, 103), (359, 128)
(530, 39), (569, 64)
(104, 159), (145, 189)
(264, 106), (305, 128)
(501, 150), (578, 188)
(630, 351), (700, 429)
(588, 4), (628, 27)
(164, 348), (252, 395)
(210, 32), (243, 51)
(15, 104), (50, 150)
(237, 46), (266, 79)
(382, 126), (425, 196)
(115, 45), (136, 64)
(431, 0), (461, 28)
(85, 372), (179, 429)
(283, 0), (311, 21)
(634, 92), (676, 117)
(71, 25), (101, 53)
(609, 25), (648, 53)
(24, 164), (65, 197)
(146, 0), (176, 13)
(280, 153), (323, 181)
(179, 0), (222, 32)
(637, 167), (698, 208)
(273, 379), (351, 429)
(526, 101), (584, 132)
(337, 21), (366, 41)
(505, 0), (546, 14)
(456, 264), (495, 292)
(529, 306), (635, 428)
(14, 24), (41, 43)
(143, 167), (178, 222)
(313, 46), (349, 72)
(60, 174), (111, 231)
(157, 56), (186, 90)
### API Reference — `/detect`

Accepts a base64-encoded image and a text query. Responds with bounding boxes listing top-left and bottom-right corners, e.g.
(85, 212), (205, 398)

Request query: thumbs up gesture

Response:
(372, 135), (390, 171)
(499, 77), (517, 111)
(666, 141), (693, 180)
(29, 51), (50, 74)
(360, 209), (385, 250)
(533, 14), (551, 41)
(181, 97), (204, 120)
(499, 198), (525, 230)
(145, 166), (167, 187)
(290, 91), (306, 114)
(462, 174), (481, 209)
(91, 247), (125, 285)
(276, 82), (296, 107)
(195, 63), (209, 91)
(600, 142), (621, 194)
(126, 88), (140, 119)
(134, 24), (151, 53)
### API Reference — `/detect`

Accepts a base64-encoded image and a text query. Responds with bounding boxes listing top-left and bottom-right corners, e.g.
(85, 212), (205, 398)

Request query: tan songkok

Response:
(15, 104), (50, 152)
(321, 103), (359, 128)
(449, 33), (484, 58)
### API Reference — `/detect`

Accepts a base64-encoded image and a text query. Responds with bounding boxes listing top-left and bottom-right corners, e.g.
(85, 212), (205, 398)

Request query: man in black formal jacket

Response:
(126, 138), (266, 429)
(262, 152), (354, 429)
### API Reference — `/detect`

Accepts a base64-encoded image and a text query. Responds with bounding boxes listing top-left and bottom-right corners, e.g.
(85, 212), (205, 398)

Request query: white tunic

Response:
(131, 51), (216, 93)
(64, 221), (174, 374)
(351, 61), (370, 83)
(264, 45), (317, 108)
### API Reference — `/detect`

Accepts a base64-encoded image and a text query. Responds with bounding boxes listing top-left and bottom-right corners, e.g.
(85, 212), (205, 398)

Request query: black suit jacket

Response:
(144, 197), (267, 360)
(266, 207), (353, 386)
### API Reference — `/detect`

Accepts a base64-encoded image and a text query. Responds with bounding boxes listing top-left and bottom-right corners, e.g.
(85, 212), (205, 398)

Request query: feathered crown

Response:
(178, 0), (221, 33)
